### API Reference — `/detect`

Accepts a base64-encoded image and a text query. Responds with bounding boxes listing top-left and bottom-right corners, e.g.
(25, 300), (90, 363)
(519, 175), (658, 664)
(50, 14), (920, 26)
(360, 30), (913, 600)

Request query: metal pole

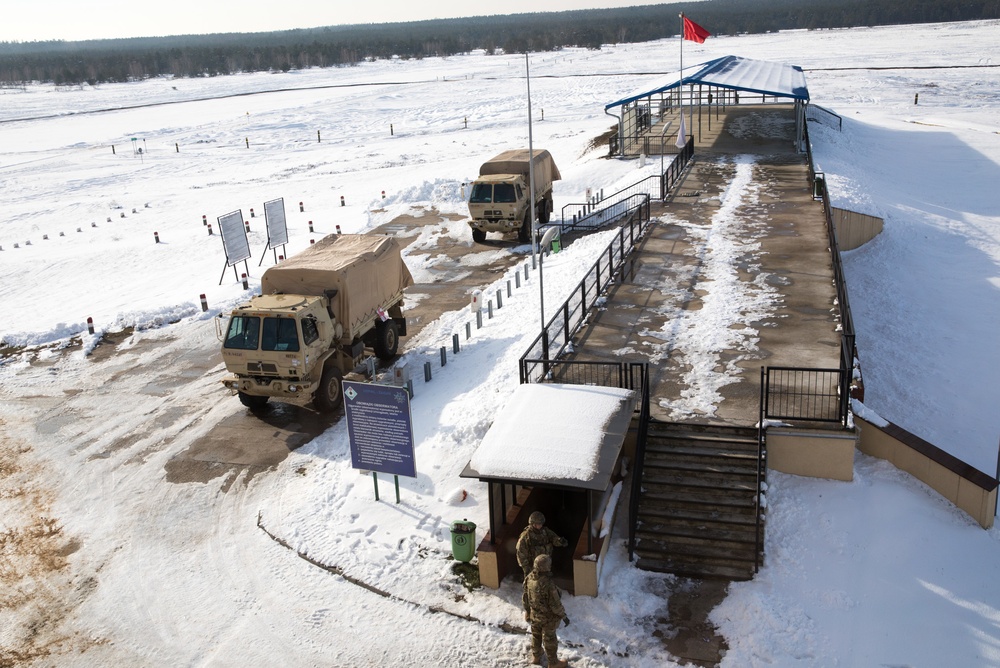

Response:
(526, 53), (538, 269)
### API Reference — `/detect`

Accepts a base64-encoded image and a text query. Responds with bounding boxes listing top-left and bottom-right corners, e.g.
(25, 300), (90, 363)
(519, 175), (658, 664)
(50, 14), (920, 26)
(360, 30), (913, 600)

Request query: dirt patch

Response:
(87, 327), (136, 362)
(586, 124), (618, 157)
(0, 419), (101, 666)
(656, 578), (730, 667)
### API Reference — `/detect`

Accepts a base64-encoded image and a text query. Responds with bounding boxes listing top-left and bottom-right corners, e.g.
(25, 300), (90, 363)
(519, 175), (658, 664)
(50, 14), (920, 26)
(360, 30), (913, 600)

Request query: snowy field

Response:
(2, 19), (1000, 667)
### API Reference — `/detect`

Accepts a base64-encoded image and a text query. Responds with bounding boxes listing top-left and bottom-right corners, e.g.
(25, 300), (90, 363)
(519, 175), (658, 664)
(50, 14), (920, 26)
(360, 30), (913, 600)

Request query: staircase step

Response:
(634, 535), (759, 566)
(636, 521), (757, 546)
(646, 423), (758, 443)
(645, 441), (760, 459)
(635, 554), (756, 581)
(638, 501), (757, 527)
(643, 456), (759, 477)
(633, 420), (766, 581)
(641, 470), (759, 490)
(640, 481), (757, 506)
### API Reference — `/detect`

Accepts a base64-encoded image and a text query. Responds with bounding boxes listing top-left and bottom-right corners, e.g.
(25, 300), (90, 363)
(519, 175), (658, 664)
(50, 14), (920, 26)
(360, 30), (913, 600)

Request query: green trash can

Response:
(550, 230), (562, 254)
(450, 519), (477, 562)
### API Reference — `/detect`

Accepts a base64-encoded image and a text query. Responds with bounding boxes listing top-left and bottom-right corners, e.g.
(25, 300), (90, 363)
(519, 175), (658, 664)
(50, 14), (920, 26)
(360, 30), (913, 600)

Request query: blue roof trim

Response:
(605, 55), (809, 111)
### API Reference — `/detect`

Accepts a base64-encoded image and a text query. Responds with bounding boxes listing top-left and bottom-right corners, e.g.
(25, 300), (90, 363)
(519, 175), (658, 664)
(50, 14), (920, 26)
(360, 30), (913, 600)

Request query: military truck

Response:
(219, 233), (413, 412)
(467, 149), (561, 243)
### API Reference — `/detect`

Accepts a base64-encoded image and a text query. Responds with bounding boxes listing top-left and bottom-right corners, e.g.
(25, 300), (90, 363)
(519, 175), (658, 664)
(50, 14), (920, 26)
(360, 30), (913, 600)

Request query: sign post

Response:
(343, 381), (416, 503)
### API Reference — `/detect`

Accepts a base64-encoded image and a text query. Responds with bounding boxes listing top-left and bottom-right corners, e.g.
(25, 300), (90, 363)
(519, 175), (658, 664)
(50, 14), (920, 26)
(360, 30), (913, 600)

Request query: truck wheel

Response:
(472, 228), (486, 243)
(540, 195), (552, 225)
(314, 364), (344, 412)
(374, 319), (400, 359)
(238, 391), (269, 412)
(518, 212), (531, 243)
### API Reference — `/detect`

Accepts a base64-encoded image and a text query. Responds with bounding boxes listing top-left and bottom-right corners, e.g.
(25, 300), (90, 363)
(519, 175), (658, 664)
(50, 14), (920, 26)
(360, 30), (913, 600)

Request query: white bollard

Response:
(470, 289), (483, 312)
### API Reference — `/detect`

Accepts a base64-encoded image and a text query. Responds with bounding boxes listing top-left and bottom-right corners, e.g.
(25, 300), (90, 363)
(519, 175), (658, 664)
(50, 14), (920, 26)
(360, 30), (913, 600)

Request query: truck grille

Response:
(247, 361), (278, 374)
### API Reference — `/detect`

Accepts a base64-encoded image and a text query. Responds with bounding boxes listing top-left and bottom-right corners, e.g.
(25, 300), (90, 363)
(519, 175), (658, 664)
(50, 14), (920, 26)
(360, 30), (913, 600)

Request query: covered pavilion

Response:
(603, 55), (811, 155)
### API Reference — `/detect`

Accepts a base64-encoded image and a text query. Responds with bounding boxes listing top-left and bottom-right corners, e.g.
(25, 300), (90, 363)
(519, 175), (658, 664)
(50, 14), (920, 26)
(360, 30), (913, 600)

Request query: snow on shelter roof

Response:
(461, 383), (637, 491)
(604, 55), (809, 110)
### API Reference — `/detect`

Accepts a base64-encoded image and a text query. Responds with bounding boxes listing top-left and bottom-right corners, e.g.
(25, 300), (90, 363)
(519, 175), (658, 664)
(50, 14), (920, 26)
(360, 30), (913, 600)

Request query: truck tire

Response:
(472, 228), (486, 243)
(518, 212), (532, 243)
(540, 195), (552, 225)
(314, 364), (344, 412)
(374, 319), (400, 359)
(238, 391), (269, 412)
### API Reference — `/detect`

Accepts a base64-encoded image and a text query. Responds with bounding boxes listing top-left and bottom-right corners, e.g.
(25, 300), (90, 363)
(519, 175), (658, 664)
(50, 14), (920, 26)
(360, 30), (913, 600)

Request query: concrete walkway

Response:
(574, 104), (840, 426)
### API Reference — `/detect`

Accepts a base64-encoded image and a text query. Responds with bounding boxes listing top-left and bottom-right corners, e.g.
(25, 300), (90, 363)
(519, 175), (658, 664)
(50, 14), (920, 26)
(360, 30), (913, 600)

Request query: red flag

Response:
(683, 17), (711, 44)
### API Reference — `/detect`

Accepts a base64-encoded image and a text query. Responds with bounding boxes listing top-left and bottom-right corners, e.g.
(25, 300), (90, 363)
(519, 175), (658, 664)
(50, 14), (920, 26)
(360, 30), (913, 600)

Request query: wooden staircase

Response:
(633, 421), (765, 580)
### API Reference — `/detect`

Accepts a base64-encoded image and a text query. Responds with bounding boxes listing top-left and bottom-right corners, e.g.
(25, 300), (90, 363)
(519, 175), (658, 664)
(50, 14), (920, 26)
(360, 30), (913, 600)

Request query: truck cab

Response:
(221, 294), (340, 411)
(467, 149), (559, 244)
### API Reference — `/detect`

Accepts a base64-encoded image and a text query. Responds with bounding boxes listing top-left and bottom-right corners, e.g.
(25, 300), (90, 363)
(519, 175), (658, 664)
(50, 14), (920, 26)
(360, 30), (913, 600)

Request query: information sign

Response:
(218, 210), (251, 265)
(343, 381), (416, 478)
(263, 197), (288, 248)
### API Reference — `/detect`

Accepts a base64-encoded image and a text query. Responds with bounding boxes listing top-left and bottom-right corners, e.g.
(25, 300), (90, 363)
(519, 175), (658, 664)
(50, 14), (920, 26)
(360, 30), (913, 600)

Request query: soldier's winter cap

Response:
(533, 554), (552, 572)
(529, 511), (546, 525)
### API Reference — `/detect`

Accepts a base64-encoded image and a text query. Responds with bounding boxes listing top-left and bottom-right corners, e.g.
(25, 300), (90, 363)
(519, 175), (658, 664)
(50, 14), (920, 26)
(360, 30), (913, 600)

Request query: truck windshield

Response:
(261, 317), (300, 352)
(469, 183), (493, 204)
(224, 316), (260, 350)
(493, 183), (516, 203)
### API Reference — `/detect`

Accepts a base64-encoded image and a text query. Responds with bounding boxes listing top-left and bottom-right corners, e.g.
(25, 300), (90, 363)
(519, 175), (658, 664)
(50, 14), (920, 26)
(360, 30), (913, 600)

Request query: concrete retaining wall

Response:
(767, 427), (856, 482)
(856, 417), (997, 529)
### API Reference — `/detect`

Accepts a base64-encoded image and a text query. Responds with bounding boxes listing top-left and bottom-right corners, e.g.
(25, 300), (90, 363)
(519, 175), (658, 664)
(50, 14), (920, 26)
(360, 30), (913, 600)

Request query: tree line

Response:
(1, 0), (997, 85)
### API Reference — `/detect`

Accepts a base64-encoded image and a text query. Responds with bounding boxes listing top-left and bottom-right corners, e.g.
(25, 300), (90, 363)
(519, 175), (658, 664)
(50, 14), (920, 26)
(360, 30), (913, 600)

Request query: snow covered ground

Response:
(2, 19), (1000, 667)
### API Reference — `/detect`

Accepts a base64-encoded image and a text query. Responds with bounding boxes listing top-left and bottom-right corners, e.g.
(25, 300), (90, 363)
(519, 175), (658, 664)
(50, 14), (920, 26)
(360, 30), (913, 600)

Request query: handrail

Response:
(628, 363), (651, 561)
(560, 136), (694, 229)
(755, 367), (766, 572)
(800, 118), (855, 426)
(519, 198), (652, 383)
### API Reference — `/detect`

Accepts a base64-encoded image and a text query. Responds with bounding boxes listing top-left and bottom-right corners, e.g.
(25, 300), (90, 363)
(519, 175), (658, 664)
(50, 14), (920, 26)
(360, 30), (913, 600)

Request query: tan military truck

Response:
(467, 149), (561, 243)
(219, 233), (413, 412)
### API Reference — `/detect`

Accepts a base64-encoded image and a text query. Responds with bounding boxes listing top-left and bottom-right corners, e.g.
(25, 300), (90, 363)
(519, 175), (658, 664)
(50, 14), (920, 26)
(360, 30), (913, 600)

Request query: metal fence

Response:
(759, 120), (855, 428)
(762, 367), (846, 423)
(559, 136), (694, 233)
(519, 202), (652, 384)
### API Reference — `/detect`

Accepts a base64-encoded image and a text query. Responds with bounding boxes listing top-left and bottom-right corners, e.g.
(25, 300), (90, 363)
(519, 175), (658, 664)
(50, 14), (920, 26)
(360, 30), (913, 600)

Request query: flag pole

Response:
(678, 13), (685, 148)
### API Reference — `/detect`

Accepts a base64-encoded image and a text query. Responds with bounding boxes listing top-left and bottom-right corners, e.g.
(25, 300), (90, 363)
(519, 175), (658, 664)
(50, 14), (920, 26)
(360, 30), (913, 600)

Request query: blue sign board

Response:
(343, 381), (416, 478)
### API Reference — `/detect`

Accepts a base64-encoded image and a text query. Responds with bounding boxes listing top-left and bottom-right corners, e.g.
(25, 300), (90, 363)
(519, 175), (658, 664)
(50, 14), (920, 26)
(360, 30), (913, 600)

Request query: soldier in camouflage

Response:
(516, 511), (569, 579)
(522, 554), (570, 667)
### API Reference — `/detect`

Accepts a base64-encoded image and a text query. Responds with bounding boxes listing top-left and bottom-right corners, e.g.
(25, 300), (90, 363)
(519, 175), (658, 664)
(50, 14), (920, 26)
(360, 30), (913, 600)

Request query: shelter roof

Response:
(605, 55), (809, 110)
(460, 383), (636, 492)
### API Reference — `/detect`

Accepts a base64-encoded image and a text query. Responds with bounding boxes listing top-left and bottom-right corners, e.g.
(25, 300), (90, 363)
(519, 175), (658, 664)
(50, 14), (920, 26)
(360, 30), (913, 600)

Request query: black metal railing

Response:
(560, 189), (652, 234)
(756, 369), (767, 572)
(806, 104), (843, 132)
(758, 117), (855, 428)
(628, 364), (651, 562)
(762, 367), (846, 424)
(663, 137), (694, 198)
(560, 136), (694, 232)
(519, 202), (652, 384)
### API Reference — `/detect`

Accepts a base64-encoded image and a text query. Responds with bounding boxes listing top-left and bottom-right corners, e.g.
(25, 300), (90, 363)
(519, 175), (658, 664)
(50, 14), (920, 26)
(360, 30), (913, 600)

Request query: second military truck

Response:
(219, 233), (413, 412)
(467, 149), (561, 243)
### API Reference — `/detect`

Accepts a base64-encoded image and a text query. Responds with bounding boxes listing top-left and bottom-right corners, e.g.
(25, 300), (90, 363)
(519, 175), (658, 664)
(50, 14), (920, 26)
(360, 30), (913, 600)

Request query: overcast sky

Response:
(3, 0), (687, 42)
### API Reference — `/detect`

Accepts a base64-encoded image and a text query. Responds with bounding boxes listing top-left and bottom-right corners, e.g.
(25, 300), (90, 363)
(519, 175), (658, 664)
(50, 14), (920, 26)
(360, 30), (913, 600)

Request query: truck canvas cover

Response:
(260, 234), (414, 339)
(479, 149), (561, 195)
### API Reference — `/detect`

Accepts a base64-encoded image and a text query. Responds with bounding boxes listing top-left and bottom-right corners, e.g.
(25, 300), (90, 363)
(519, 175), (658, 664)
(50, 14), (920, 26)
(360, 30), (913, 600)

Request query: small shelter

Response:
(461, 383), (637, 596)
(604, 55), (811, 153)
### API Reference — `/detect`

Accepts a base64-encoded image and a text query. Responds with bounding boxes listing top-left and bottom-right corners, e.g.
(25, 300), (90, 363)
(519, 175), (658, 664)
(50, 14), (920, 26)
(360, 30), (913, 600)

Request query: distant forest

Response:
(1, 0), (997, 85)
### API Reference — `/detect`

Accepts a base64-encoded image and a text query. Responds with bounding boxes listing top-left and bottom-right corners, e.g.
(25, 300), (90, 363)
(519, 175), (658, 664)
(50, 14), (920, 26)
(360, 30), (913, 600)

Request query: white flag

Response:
(676, 111), (687, 149)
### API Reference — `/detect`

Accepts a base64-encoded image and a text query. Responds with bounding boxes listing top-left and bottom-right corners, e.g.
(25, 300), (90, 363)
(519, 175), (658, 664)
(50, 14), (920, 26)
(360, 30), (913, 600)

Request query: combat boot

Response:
(550, 660), (569, 668)
(529, 656), (542, 666)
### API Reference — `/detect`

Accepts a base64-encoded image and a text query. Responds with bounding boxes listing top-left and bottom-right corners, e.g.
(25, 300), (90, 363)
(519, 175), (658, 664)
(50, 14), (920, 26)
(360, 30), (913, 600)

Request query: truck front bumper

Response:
(222, 376), (317, 400)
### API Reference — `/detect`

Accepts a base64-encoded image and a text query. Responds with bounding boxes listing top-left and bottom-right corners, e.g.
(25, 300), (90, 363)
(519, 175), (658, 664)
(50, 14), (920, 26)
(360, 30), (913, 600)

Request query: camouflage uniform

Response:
(516, 517), (568, 577)
(522, 555), (568, 667)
